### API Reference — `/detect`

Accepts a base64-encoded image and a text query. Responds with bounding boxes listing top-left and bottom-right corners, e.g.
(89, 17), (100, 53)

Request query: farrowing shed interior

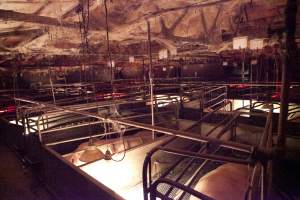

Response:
(0, 0), (300, 200)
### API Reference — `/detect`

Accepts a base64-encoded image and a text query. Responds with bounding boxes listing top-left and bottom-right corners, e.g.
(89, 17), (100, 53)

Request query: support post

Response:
(104, 0), (114, 84)
(48, 67), (56, 104)
(277, 0), (298, 149)
(147, 20), (155, 140)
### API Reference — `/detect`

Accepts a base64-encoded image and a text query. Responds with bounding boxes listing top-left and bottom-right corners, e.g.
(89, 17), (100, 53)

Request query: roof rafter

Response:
(0, 28), (46, 37)
(0, 9), (102, 31)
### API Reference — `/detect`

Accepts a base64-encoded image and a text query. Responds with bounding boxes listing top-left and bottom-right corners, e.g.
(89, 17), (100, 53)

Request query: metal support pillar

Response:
(277, 0), (298, 149)
(104, 0), (114, 83)
(147, 20), (155, 140)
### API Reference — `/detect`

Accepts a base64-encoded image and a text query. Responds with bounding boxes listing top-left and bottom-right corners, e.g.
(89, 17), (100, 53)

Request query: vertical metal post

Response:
(177, 84), (184, 120)
(266, 109), (273, 200)
(25, 114), (31, 135)
(277, 0), (298, 149)
(147, 20), (153, 82)
(242, 49), (245, 81)
(250, 62), (253, 109)
(21, 110), (26, 149)
(147, 20), (155, 140)
(261, 164), (265, 200)
(142, 56), (146, 83)
(37, 116), (42, 143)
(48, 66), (56, 104)
(199, 92), (204, 135)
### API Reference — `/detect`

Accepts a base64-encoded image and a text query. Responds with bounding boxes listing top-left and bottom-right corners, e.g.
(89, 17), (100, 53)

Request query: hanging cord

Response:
(104, 120), (109, 150)
(96, 119), (106, 140)
(103, 119), (127, 162)
(77, 0), (91, 84)
(111, 124), (127, 162)
(103, 0), (118, 117)
(88, 118), (93, 144)
(103, 0), (120, 132)
(103, 0), (114, 85)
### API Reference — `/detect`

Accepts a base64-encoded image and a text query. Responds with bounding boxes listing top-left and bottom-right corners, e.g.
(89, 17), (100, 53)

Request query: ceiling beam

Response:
(0, 9), (101, 31)
(0, 9), (78, 29)
(0, 28), (46, 37)
(144, 0), (232, 19)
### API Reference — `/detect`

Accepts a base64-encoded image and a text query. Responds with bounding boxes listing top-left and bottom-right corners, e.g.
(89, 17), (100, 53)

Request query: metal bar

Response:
(41, 98), (147, 115)
(40, 120), (102, 134)
(151, 178), (214, 200)
(143, 137), (177, 200)
(14, 97), (253, 151)
(123, 110), (174, 120)
(206, 99), (227, 110)
(205, 114), (230, 137)
(147, 20), (155, 140)
(185, 101), (232, 131)
(248, 163), (261, 200)
(260, 107), (273, 148)
(46, 127), (139, 146)
(215, 112), (240, 139)
(204, 94), (226, 107)
(177, 147), (222, 200)
(158, 143), (203, 180)
(164, 145), (207, 197)
(204, 86), (226, 95)
(158, 146), (251, 165)
(37, 116), (42, 142)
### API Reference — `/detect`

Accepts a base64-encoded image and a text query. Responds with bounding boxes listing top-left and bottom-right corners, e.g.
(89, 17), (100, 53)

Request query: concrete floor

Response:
(0, 143), (53, 200)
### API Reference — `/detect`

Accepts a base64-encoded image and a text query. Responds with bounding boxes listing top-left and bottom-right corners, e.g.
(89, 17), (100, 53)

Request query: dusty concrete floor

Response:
(0, 143), (54, 200)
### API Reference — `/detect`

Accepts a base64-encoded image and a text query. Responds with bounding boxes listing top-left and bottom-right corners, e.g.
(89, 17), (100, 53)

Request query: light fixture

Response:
(104, 149), (112, 160)
(79, 144), (105, 162)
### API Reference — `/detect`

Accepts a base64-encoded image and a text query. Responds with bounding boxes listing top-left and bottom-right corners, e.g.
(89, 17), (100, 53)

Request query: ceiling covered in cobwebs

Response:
(0, 0), (293, 65)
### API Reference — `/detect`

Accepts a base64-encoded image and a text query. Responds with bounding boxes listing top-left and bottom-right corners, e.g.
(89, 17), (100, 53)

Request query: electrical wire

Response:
(111, 125), (126, 162)
(103, 120), (127, 162)
(77, 0), (91, 84)
(103, 0), (114, 85)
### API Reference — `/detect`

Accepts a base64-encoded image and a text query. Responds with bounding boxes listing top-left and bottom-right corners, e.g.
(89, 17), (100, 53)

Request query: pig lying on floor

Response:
(190, 163), (252, 200)
(64, 131), (153, 164)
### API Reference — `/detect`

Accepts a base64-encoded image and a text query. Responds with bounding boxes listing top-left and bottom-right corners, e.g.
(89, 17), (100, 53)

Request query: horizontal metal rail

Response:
(15, 97), (253, 152)
(45, 127), (139, 146)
